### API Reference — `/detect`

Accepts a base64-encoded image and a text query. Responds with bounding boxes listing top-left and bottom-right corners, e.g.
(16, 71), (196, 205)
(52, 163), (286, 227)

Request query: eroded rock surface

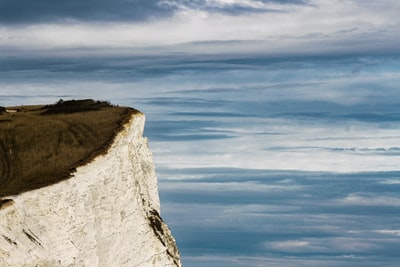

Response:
(0, 113), (181, 267)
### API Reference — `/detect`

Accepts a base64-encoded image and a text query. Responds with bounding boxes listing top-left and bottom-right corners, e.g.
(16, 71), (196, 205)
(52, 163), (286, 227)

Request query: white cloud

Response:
(151, 119), (400, 172)
(380, 179), (400, 185)
(160, 181), (302, 192)
(1, 0), (399, 55)
(266, 237), (379, 254)
(374, 230), (400, 237)
(270, 240), (311, 250)
(340, 194), (400, 207)
(329, 237), (378, 252)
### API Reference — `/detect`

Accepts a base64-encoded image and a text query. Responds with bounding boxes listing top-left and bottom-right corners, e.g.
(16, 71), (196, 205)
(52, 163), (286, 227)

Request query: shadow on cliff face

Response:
(148, 209), (181, 267)
(0, 99), (138, 198)
(0, 199), (13, 210)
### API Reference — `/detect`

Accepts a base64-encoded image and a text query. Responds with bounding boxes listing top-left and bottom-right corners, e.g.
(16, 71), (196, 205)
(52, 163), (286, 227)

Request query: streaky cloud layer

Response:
(0, 0), (174, 23)
(0, 1), (399, 55)
(1, 53), (400, 266)
(0, 0), (309, 24)
(159, 168), (400, 266)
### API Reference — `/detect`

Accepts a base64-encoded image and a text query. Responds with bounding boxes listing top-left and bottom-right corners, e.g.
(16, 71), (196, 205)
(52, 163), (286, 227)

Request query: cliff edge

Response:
(0, 101), (181, 266)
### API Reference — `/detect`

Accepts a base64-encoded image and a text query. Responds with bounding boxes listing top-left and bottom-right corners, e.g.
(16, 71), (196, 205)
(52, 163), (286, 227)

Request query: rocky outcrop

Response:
(0, 113), (181, 267)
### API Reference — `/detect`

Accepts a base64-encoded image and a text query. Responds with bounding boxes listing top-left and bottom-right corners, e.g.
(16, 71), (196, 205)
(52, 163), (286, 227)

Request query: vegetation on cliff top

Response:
(0, 99), (138, 198)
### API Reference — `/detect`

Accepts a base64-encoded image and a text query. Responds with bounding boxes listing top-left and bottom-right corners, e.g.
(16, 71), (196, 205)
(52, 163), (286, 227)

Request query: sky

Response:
(1, 0), (400, 56)
(1, 1), (400, 266)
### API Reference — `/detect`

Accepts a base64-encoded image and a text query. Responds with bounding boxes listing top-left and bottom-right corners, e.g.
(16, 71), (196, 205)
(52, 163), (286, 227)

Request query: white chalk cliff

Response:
(0, 113), (181, 267)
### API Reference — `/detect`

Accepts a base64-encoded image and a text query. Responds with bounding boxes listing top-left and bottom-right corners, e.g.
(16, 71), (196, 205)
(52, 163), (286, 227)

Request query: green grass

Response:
(0, 99), (138, 198)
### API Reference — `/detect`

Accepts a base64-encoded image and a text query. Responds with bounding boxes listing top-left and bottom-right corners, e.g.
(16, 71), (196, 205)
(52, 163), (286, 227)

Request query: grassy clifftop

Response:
(0, 99), (138, 198)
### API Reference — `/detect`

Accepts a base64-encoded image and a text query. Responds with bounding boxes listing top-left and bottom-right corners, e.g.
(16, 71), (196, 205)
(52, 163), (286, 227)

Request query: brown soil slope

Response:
(0, 99), (138, 198)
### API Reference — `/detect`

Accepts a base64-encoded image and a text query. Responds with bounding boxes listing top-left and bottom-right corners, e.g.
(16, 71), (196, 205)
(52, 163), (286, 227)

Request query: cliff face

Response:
(0, 113), (181, 267)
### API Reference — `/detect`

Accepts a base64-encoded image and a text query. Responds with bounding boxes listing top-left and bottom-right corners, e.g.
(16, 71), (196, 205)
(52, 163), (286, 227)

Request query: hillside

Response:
(0, 103), (181, 266)
(0, 99), (137, 197)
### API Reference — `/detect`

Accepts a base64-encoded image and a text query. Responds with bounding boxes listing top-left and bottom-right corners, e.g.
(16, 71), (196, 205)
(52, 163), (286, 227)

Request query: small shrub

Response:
(41, 99), (113, 115)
